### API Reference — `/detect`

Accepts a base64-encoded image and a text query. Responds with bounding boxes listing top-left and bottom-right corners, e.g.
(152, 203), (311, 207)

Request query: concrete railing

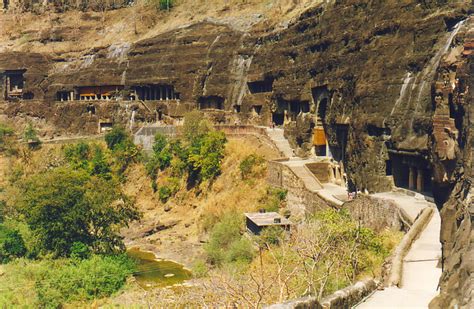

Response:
(387, 206), (434, 287)
(265, 279), (377, 309)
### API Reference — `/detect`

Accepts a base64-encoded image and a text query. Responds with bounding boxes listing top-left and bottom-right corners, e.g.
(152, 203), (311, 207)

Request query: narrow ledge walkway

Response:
(264, 127), (442, 308)
(356, 193), (441, 309)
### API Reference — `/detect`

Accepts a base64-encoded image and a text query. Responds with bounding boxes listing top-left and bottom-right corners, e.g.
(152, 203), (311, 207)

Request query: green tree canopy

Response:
(17, 167), (140, 257)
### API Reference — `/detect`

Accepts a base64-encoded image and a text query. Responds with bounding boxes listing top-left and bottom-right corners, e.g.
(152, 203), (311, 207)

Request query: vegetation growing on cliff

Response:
(0, 125), (139, 307)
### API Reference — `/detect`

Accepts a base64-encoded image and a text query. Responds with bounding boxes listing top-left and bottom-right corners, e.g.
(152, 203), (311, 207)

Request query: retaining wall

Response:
(267, 160), (331, 217)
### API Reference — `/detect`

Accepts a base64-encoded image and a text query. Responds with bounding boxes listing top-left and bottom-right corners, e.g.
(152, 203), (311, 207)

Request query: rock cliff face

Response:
(0, 1), (473, 306)
(430, 25), (474, 308)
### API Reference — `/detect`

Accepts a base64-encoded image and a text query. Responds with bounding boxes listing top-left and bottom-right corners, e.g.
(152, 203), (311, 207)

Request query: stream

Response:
(127, 247), (192, 289)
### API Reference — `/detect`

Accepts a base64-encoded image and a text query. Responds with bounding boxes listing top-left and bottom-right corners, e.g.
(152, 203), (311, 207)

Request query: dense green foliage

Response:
(105, 126), (140, 175)
(146, 112), (227, 201)
(64, 142), (113, 179)
(0, 225), (27, 263)
(16, 167), (139, 257)
(204, 214), (254, 266)
(0, 255), (135, 307)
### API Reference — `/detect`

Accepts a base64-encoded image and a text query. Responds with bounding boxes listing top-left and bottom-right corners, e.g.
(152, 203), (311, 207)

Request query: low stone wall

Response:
(134, 125), (178, 151)
(343, 195), (409, 232)
(387, 206), (434, 287)
(265, 279), (377, 309)
(267, 160), (331, 218)
(214, 125), (283, 156)
(320, 279), (377, 308)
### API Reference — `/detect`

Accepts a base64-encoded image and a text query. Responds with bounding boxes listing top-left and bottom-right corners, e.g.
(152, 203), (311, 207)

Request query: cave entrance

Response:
(248, 78), (273, 94)
(272, 113), (284, 126)
(78, 86), (123, 101)
(198, 96), (224, 110)
(390, 152), (432, 194)
(4, 70), (26, 100)
(56, 91), (74, 102)
(132, 85), (179, 101)
(3, 0), (9, 10)
(310, 86), (332, 158)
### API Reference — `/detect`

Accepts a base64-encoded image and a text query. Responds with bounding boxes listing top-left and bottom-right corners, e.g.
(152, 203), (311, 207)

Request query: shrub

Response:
(0, 225), (27, 263)
(70, 242), (90, 260)
(259, 226), (284, 246)
(159, 0), (173, 10)
(158, 185), (172, 203)
(34, 255), (135, 308)
(263, 187), (288, 212)
(64, 142), (91, 170)
(239, 154), (266, 179)
(204, 214), (254, 266)
(188, 131), (227, 182)
(0, 123), (15, 154)
(192, 259), (209, 278)
(105, 126), (128, 151)
(227, 237), (255, 263)
(158, 177), (180, 203)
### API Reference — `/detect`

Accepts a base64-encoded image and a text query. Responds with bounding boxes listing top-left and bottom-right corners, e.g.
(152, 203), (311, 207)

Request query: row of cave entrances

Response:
(57, 85), (180, 102)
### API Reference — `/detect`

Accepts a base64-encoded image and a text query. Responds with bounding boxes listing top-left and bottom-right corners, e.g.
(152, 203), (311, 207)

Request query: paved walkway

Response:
(264, 127), (442, 308)
(357, 193), (441, 309)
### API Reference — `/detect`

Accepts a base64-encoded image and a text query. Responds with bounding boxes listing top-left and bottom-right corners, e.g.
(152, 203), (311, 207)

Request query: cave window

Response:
(253, 105), (262, 115)
(315, 145), (327, 157)
(367, 125), (387, 137)
(234, 105), (241, 113)
(3, 0), (9, 10)
(248, 78), (273, 94)
(99, 122), (113, 133)
(56, 91), (71, 101)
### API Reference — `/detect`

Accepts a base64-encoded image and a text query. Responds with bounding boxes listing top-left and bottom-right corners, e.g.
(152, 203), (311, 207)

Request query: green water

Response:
(127, 247), (192, 288)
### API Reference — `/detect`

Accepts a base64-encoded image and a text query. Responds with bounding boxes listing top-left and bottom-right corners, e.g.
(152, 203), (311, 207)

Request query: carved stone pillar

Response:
(417, 168), (424, 192)
(409, 166), (415, 190)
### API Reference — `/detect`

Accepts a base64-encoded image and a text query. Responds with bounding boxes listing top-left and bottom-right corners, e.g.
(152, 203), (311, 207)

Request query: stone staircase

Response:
(265, 127), (295, 158)
(264, 126), (346, 207)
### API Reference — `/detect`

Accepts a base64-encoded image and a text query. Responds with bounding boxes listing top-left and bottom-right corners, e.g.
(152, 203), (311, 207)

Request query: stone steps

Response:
(265, 127), (295, 158)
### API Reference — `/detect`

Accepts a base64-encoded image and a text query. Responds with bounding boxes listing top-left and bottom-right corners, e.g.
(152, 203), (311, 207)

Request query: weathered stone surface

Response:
(343, 195), (405, 232)
(429, 23), (474, 308)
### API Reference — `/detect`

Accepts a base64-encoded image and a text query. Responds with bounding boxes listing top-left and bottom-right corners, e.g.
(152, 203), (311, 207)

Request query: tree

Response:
(188, 130), (227, 182)
(17, 167), (140, 257)
(104, 126), (128, 151)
